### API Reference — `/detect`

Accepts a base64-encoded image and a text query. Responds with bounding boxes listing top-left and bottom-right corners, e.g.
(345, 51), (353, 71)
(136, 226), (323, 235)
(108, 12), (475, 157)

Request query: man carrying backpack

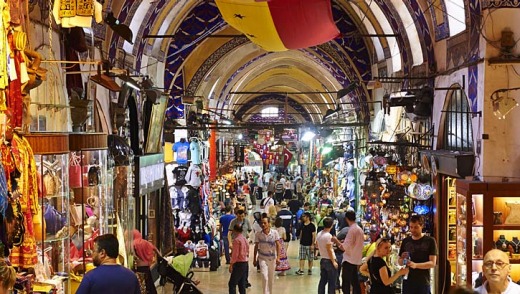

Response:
(274, 178), (285, 204)
(260, 191), (276, 214)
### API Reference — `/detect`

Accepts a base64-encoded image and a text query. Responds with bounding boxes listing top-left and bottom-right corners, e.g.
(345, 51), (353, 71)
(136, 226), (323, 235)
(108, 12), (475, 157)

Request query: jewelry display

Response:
(496, 235), (509, 252)
(511, 237), (520, 254)
(504, 201), (520, 224)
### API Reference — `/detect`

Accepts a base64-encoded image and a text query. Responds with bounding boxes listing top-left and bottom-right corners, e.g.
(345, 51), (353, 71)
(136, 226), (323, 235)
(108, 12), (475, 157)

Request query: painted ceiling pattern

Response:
(105, 0), (476, 124)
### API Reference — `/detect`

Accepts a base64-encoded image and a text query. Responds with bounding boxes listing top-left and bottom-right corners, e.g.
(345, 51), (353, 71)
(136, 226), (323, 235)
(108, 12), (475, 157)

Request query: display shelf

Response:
(26, 133), (71, 292)
(69, 133), (115, 269)
(493, 225), (520, 230)
(42, 235), (69, 243)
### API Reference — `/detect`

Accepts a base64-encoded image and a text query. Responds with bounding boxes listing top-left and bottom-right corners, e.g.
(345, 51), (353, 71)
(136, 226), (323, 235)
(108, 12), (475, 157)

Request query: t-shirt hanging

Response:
(173, 140), (190, 165)
(185, 164), (202, 188)
(190, 140), (201, 164)
(172, 165), (189, 186)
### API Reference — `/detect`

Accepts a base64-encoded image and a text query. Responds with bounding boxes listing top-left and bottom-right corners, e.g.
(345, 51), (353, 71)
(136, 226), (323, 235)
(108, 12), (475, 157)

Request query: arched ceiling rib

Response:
(106, 0), (441, 123)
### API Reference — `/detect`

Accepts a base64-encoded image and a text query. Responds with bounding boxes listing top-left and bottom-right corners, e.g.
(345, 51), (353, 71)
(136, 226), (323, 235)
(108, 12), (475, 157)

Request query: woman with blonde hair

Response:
(360, 238), (408, 293)
(0, 259), (16, 293)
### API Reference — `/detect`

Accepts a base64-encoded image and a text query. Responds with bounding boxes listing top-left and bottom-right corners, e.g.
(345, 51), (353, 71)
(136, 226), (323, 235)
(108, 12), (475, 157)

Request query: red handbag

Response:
(69, 152), (82, 188)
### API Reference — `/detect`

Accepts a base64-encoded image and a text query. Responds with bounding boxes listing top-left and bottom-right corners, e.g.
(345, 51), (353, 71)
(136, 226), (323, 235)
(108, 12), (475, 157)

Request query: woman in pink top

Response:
(133, 230), (158, 294)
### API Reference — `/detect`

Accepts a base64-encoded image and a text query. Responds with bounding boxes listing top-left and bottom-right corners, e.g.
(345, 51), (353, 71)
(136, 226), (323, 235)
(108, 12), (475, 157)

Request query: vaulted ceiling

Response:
(104, 0), (475, 125)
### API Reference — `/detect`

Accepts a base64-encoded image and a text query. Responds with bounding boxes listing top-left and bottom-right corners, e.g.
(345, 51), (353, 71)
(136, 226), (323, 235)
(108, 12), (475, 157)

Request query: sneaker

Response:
(308, 270), (312, 275)
(295, 270), (304, 275)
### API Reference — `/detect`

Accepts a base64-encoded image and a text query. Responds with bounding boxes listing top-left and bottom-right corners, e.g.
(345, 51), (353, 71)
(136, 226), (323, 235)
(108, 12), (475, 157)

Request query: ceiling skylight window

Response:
(391, 0), (423, 66)
(261, 107), (278, 118)
(446, 0), (466, 36)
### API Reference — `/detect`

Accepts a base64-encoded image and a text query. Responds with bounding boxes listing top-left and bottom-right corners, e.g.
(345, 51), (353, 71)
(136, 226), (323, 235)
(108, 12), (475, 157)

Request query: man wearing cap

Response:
(296, 212), (316, 275)
(276, 202), (293, 250)
(228, 224), (249, 294)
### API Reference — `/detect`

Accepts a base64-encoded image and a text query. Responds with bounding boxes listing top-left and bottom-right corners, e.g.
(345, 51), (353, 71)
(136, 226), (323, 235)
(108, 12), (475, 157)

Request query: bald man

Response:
(475, 249), (520, 293)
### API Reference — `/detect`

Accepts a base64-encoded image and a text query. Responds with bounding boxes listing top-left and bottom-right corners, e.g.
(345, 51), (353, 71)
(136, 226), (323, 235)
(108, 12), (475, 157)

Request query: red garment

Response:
(242, 184), (250, 195)
(176, 227), (191, 243)
(133, 230), (156, 264)
(7, 33), (23, 128)
(231, 233), (249, 264)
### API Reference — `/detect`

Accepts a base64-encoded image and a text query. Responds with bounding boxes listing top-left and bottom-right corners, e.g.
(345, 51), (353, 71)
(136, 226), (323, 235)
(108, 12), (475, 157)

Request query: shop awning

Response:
(215, 0), (340, 52)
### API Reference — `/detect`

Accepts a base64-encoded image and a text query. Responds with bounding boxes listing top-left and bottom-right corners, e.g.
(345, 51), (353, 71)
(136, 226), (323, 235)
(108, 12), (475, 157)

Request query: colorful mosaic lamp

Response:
(215, 0), (340, 52)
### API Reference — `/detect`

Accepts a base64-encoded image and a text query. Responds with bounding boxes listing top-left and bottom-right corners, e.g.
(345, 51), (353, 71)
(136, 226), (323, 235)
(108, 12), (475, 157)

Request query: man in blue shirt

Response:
(76, 234), (140, 294)
(219, 205), (236, 264)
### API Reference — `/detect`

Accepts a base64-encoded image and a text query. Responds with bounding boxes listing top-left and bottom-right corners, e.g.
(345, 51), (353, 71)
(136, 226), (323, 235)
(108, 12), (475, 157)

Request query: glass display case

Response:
(25, 133), (70, 293)
(454, 180), (485, 287)
(69, 134), (111, 269)
(486, 182), (520, 284)
(455, 180), (520, 288)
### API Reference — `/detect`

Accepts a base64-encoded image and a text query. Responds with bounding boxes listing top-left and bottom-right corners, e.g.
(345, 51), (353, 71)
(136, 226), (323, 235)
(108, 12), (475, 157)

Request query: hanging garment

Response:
(172, 165), (189, 186)
(52, 0), (103, 28)
(185, 165), (202, 188)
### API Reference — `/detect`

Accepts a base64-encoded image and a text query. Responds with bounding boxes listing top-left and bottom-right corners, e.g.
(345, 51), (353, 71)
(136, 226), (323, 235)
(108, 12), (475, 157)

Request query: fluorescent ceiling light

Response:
(301, 131), (316, 141)
(221, 118), (234, 125)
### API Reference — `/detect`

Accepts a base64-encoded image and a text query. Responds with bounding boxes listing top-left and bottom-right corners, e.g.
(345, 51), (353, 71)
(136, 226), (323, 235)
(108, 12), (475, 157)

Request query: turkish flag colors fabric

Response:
(283, 148), (293, 168)
(215, 0), (340, 51)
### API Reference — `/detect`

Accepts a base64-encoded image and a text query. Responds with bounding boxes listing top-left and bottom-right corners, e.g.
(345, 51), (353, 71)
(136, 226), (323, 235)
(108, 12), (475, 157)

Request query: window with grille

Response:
(442, 86), (474, 152)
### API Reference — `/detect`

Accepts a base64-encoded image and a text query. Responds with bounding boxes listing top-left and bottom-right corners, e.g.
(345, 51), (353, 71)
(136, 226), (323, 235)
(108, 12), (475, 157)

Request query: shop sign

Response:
(139, 162), (164, 193)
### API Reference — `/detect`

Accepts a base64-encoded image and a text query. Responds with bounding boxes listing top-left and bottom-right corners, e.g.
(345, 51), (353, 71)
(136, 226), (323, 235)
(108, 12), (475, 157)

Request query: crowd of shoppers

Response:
(218, 170), (518, 294)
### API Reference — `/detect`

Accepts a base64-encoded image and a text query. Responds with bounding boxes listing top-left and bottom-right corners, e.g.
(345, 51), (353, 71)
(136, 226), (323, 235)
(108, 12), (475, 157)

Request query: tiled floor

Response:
(157, 210), (324, 293)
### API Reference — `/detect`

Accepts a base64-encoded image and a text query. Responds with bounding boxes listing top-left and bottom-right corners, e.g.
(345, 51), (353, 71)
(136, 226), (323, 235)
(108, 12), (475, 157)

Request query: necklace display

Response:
(511, 238), (520, 254)
(496, 236), (509, 252)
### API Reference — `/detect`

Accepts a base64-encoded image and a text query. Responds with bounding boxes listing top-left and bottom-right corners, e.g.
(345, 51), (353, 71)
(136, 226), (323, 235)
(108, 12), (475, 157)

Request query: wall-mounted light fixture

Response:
(491, 87), (520, 119)
(337, 82), (358, 99)
(322, 104), (341, 121)
(492, 95), (518, 119)
(118, 74), (140, 91)
(105, 12), (133, 44)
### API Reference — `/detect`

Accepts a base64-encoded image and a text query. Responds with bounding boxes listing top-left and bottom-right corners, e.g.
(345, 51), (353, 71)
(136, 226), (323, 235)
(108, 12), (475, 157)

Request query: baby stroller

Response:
(157, 253), (203, 294)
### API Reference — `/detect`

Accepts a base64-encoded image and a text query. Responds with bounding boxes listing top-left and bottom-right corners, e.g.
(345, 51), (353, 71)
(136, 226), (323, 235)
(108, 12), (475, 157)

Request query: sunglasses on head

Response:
(376, 238), (391, 247)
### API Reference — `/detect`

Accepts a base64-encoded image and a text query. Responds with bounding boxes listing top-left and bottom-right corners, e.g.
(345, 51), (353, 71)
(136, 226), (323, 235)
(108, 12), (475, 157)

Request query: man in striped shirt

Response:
(228, 224), (249, 294)
(254, 215), (281, 294)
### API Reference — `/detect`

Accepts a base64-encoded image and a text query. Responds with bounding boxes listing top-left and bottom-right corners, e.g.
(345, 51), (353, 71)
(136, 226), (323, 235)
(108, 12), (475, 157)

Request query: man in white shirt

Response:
(333, 210), (363, 294)
(316, 217), (338, 294)
(253, 215), (281, 294)
(260, 191), (276, 214)
(263, 172), (272, 187)
(475, 249), (520, 293)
